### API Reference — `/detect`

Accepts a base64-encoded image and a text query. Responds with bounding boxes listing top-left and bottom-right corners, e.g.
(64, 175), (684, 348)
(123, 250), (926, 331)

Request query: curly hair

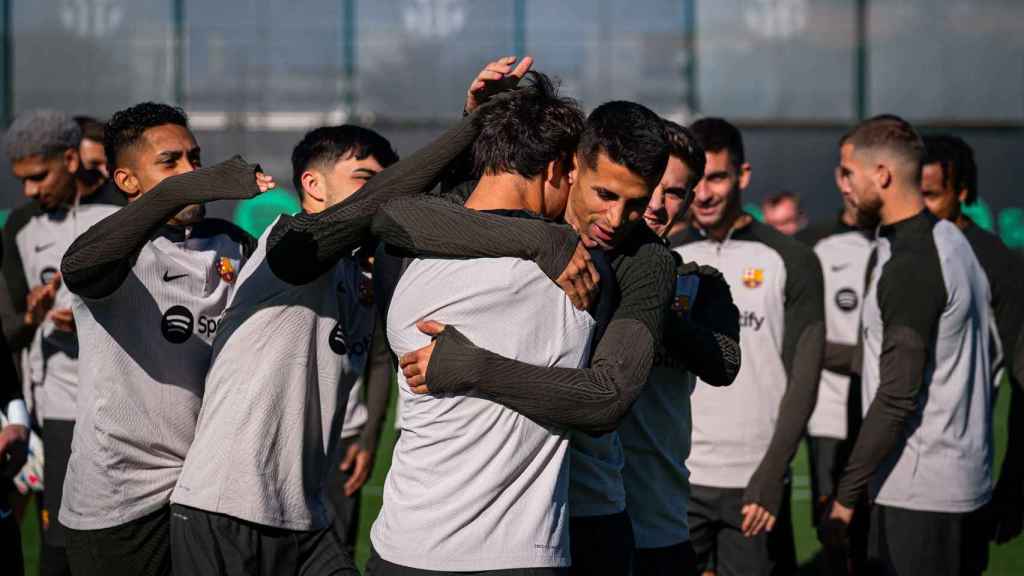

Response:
(105, 102), (190, 171)
(4, 109), (82, 162)
(923, 134), (978, 205)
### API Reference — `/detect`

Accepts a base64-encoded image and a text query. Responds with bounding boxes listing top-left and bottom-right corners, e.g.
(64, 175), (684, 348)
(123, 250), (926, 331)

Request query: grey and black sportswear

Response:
(834, 210), (992, 575)
(676, 216), (824, 573)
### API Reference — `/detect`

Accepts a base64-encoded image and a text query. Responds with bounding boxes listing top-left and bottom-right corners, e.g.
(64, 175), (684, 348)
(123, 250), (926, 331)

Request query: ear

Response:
(545, 158), (565, 187)
(569, 153), (581, 186)
(875, 163), (893, 190)
(63, 147), (80, 175)
(958, 187), (970, 204)
(301, 170), (325, 203)
(738, 162), (752, 191)
(113, 167), (139, 197)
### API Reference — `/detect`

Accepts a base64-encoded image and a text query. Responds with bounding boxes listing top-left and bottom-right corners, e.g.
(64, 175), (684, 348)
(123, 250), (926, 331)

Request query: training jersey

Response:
(60, 220), (250, 530)
(619, 268), (701, 548)
(862, 211), (992, 513)
(805, 218), (873, 440)
(2, 198), (119, 421)
(676, 218), (823, 488)
(371, 256), (595, 571)
(172, 219), (373, 531)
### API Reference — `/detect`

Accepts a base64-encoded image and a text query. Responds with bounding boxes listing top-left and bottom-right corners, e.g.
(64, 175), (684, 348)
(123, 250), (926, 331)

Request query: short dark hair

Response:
(74, 116), (105, 143)
(663, 119), (705, 189)
(105, 102), (190, 171)
(291, 125), (398, 192)
(689, 117), (744, 169)
(471, 71), (584, 180)
(577, 101), (669, 190)
(840, 114), (924, 183)
(923, 134), (978, 205)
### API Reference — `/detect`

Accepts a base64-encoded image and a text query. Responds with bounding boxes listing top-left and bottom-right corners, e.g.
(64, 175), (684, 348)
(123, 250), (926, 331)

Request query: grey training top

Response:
(60, 222), (248, 530)
(172, 221), (373, 530)
(808, 219), (873, 440)
(676, 219), (824, 502)
(371, 256), (594, 571)
(6, 201), (119, 421)
(845, 212), (992, 513)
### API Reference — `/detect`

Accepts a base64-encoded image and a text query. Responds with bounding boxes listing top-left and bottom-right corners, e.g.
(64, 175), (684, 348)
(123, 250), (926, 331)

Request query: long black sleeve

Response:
(666, 261), (740, 387)
(835, 256), (945, 508)
(745, 244), (826, 516)
(425, 238), (676, 434)
(61, 157), (260, 300)
(358, 324), (391, 454)
(265, 109), (489, 286)
(372, 195), (579, 281)
(823, 341), (861, 377)
(1, 205), (37, 350)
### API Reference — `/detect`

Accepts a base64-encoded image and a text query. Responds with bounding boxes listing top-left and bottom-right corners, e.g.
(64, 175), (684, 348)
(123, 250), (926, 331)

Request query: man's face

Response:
(79, 137), (108, 180)
(762, 198), (802, 236)
(324, 154), (384, 209)
(838, 143), (882, 228)
(12, 150), (79, 211)
(114, 124), (201, 224)
(644, 155), (694, 238)
(691, 149), (746, 231)
(116, 124), (200, 199)
(921, 162), (961, 222)
(567, 151), (652, 250)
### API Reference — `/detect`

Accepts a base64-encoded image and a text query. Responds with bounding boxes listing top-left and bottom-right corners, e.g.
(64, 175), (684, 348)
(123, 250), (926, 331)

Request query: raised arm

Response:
(410, 241), (676, 434)
(744, 247), (825, 521)
(372, 195), (579, 283)
(61, 157), (264, 299)
(265, 106), (491, 286)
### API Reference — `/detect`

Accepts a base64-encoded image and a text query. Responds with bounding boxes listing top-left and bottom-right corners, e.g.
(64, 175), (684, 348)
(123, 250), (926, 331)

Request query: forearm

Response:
(666, 316), (740, 386)
(745, 323), (825, 514)
(372, 195), (579, 280)
(62, 157), (258, 299)
(835, 328), (924, 507)
(428, 318), (656, 434)
(358, 326), (391, 453)
(824, 341), (861, 376)
(267, 112), (484, 286)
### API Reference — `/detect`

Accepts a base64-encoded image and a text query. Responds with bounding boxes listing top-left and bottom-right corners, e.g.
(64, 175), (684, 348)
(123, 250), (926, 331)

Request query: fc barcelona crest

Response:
(742, 268), (764, 288)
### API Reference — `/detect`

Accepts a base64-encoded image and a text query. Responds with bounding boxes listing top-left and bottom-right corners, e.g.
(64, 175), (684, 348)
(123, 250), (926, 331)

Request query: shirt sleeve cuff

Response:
(5, 399), (29, 427)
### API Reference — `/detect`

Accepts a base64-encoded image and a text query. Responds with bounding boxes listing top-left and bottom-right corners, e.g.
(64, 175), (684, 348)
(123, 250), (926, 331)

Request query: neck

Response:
(301, 195), (324, 215)
(707, 202), (743, 242)
(954, 211), (970, 230)
(879, 184), (925, 225)
(464, 172), (540, 214)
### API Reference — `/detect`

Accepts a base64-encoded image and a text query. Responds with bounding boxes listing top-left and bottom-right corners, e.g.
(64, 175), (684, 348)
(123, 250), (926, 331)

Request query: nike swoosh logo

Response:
(163, 271), (189, 282)
(830, 263), (851, 272)
(34, 243), (55, 253)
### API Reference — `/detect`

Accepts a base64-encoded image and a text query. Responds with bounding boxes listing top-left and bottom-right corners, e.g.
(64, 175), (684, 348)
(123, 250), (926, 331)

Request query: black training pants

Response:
(568, 511), (634, 576)
(688, 484), (796, 576)
(64, 505), (171, 576)
(169, 503), (358, 576)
